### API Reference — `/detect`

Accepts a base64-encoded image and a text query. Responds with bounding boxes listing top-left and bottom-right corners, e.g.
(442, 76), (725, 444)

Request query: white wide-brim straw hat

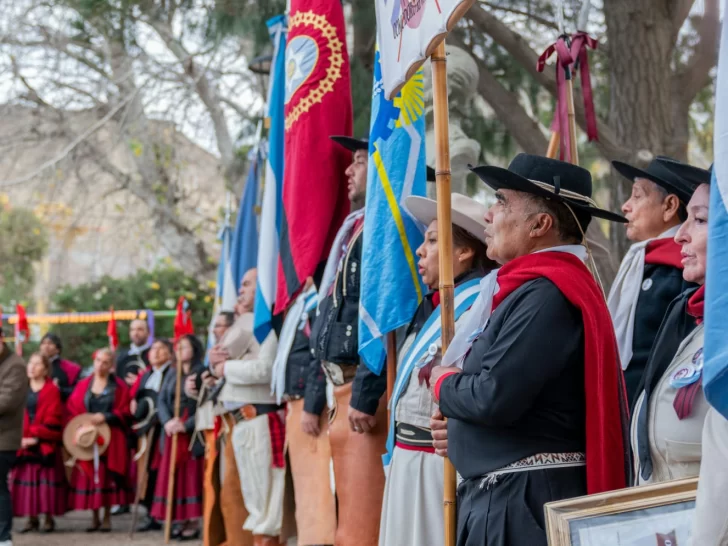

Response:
(404, 193), (488, 244)
(63, 413), (111, 462)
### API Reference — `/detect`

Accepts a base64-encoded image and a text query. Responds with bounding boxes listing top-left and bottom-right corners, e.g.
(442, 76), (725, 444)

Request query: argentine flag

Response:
(253, 14), (287, 343)
(704, 9), (728, 420)
(358, 50), (427, 374)
(206, 218), (236, 362)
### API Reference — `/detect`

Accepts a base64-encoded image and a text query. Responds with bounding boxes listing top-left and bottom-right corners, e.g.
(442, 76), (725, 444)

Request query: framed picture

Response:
(545, 477), (698, 546)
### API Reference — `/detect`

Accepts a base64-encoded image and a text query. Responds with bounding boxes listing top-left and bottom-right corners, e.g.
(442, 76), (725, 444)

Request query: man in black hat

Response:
(608, 157), (709, 406)
(429, 154), (630, 546)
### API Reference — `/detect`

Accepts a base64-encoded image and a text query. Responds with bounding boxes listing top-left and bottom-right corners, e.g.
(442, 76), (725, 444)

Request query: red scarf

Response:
(492, 252), (628, 494)
(687, 285), (705, 325)
(66, 375), (131, 478)
(644, 238), (683, 269)
(19, 381), (63, 458)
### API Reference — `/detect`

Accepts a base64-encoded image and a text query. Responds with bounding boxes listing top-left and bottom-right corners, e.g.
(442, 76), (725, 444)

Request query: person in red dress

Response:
(10, 352), (66, 534)
(150, 335), (205, 541)
(65, 348), (132, 532)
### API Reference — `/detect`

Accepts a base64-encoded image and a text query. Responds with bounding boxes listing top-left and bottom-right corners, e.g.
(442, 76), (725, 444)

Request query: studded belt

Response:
(479, 452), (586, 489)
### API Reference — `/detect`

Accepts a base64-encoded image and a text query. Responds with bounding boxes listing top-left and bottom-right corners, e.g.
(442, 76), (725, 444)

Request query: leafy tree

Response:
(48, 266), (215, 366)
(0, 206), (48, 306)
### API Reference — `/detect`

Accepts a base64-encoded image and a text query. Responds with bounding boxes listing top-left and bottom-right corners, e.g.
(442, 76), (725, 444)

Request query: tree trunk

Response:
(602, 0), (677, 258)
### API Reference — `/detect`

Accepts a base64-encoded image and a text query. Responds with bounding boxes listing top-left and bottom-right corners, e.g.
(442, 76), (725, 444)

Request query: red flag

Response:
(15, 304), (29, 357)
(274, 0), (353, 314)
(107, 306), (119, 351)
(173, 296), (194, 341)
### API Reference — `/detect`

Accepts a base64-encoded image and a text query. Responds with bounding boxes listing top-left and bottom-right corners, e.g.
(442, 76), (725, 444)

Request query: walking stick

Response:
(546, 131), (559, 159)
(129, 428), (154, 539)
(164, 345), (184, 543)
(386, 331), (397, 425)
(431, 40), (458, 546)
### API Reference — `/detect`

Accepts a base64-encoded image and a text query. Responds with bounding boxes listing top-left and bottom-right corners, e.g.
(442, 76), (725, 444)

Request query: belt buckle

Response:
(242, 404), (258, 420)
(322, 361), (345, 386)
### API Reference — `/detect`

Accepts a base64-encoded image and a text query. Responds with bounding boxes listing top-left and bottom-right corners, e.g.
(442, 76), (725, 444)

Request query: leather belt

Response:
(321, 361), (358, 386)
(230, 403), (283, 424)
(395, 422), (433, 449)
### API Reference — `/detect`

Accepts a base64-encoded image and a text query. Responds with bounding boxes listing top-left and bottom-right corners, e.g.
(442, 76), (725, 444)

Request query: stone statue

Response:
(423, 45), (482, 197)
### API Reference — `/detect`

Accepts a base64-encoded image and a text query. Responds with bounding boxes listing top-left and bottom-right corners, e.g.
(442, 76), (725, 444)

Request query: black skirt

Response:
(456, 466), (586, 546)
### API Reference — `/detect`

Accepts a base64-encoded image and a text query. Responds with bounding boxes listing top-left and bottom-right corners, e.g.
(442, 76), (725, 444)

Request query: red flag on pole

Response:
(274, 0), (353, 314)
(107, 306), (119, 351)
(15, 304), (29, 357)
(173, 297), (194, 341)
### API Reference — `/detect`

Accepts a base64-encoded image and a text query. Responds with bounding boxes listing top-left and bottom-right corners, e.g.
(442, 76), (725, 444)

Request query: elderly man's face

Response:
(129, 319), (149, 347)
(238, 269), (257, 314)
(483, 189), (540, 265)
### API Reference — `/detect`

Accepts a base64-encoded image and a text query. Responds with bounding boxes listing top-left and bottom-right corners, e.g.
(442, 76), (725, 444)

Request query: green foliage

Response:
(0, 207), (48, 306)
(49, 266), (215, 367)
(205, 0), (287, 48)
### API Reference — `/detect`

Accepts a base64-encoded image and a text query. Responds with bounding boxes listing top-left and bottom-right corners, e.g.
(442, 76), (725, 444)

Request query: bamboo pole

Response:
(129, 429), (154, 539)
(546, 131), (559, 159)
(431, 40), (457, 546)
(164, 345), (184, 543)
(564, 65), (579, 165)
(386, 331), (397, 426)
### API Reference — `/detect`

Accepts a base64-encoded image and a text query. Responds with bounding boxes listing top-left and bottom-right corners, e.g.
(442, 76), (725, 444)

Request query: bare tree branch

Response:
(477, 0), (559, 31)
(671, 0), (696, 38)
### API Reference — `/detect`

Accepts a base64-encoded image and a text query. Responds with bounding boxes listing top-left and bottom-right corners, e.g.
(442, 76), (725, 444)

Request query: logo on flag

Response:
(358, 50), (427, 374)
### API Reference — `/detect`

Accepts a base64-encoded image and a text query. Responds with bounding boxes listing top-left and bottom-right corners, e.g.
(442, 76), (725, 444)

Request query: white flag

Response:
(375, 0), (475, 100)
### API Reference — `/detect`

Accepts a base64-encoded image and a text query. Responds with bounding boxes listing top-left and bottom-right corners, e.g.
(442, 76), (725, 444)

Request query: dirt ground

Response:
(12, 511), (201, 546)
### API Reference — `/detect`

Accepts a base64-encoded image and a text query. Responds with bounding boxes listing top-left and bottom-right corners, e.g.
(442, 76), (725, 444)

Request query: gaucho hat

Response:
(611, 156), (699, 204)
(470, 154), (627, 223)
(655, 156), (711, 191)
(330, 134), (437, 181)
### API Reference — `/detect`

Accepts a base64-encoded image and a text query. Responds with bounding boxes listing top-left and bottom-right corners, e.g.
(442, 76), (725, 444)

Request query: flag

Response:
(107, 306), (119, 351)
(231, 146), (263, 292)
(704, 12), (728, 420)
(173, 296), (194, 341)
(217, 220), (238, 313)
(15, 304), (29, 357)
(358, 50), (427, 374)
(274, 0), (353, 314)
(375, 0), (475, 99)
(253, 14), (287, 342)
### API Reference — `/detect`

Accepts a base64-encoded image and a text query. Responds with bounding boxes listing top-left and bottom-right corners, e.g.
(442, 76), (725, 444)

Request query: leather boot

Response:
(252, 535), (282, 546)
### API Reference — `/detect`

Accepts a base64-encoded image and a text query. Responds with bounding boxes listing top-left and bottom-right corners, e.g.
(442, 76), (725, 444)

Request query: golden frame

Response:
(545, 478), (699, 545)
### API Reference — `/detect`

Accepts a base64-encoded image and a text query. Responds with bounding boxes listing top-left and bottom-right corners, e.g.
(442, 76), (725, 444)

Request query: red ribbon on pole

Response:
(537, 33), (599, 161)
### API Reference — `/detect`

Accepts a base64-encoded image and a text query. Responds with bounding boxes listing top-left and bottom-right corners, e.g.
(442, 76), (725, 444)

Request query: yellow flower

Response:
(204, 295), (213, 303)
(149, 282), (161, 290)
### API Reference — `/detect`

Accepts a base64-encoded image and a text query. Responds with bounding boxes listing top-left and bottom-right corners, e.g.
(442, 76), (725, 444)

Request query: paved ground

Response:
(12, 511), (201, 546)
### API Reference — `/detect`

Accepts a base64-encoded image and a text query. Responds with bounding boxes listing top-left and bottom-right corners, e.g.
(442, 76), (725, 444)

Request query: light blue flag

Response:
(206, 219), (236, 365)
(358, 49), (427, 374)
(704, 13), (728, 420)
(231, 145), (263, 292)
(253, 15), (287, 343)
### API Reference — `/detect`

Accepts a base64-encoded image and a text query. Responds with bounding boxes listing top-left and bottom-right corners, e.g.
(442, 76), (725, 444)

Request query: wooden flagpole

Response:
(430, 40), (458, 546)
(546, 131), (559, 159)
(164, 344), (184, 543)
(564, 63), (579, 165)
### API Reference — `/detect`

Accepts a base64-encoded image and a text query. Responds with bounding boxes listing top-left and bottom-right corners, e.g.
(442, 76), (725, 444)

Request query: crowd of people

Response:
(0, 134), (725, 546)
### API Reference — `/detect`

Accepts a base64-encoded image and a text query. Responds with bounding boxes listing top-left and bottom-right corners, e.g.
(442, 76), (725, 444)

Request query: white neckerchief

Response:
(442, 245), (588, 369)
(607, 225), (680, 370)
(270, 286), (318, 404)
(146, 361), (170, 392)
(129, 339), (152, 356)
(317, 209), (364, 305)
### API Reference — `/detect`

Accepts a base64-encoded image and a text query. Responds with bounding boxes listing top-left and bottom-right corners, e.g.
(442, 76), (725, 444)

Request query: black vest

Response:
(310, 228), (363, 365)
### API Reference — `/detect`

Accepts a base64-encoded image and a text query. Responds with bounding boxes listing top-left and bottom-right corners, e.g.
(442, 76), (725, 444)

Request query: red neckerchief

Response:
(687, 285), (705, 325)
(431, 291), (440, 308)
(492, 252), (628, 495)
(645, 238), (683, 269)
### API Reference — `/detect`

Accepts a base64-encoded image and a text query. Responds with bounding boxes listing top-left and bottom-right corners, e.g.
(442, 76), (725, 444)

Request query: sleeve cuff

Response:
(434, 370), (459, 402)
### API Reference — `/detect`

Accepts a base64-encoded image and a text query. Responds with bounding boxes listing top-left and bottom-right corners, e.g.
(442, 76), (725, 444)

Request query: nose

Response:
(621, 199), (631, 215)
(345, 162), (355, 178)
(675, 222), (690, 245)
(484, 205), (494, 225)
(416, 240), (425, 258)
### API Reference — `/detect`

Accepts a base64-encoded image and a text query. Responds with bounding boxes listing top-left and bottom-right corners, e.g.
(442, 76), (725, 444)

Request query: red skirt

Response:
(68, 458), (133, 511)
(149, 432), (203, 522)
(10, 456), (67, 517)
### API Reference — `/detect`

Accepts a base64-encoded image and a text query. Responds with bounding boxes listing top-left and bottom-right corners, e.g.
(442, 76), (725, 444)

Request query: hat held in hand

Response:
(63, 413), (111, 462)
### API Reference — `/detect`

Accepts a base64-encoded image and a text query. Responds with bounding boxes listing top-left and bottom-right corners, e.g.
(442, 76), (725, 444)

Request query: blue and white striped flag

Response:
(358, 49), (427, 374)
(704, 9), (728, 420)
(253, 14), (287, 343)
(206, 217), (236, 362)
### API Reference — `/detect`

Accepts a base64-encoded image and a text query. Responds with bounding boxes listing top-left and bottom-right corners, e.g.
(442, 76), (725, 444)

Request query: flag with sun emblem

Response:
(358, 49), (427, 374)
(275, 0), (353, 314)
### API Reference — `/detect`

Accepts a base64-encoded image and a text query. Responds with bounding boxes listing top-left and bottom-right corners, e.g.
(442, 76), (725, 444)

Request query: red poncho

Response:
(18, 381), (63, 458)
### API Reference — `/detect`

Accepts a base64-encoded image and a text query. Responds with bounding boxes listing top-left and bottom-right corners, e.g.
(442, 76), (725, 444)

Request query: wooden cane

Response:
(129, 428), (154, 539)
(164, 345), (184, 543)
(386, 331), (397, 426)
(546, 131), (559, 159)
(431, 40), (458, 546)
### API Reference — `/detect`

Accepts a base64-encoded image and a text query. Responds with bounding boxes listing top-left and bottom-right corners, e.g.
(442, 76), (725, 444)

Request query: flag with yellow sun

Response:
(358, 48), (428, 374)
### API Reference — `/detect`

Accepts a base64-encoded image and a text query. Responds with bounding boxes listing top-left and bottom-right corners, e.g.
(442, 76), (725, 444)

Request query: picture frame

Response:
(545, 477), (698, 546)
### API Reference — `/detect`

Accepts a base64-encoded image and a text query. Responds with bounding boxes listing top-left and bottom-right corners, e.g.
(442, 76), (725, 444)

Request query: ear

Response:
(529, 212), (554, 239)
(662, 194), (681, 222)
(454, 245), (475, 264)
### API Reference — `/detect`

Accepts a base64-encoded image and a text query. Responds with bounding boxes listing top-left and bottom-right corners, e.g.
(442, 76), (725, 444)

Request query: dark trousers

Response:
(142, 470), (157, 510)
(456, 467), (586, 546)
(0, 451), (17, 542)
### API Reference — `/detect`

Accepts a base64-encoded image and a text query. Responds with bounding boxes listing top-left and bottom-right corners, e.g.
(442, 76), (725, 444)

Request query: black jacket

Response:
(158, 364), (204, 454)
(132, 365), (172, 436)
(116, 347), (150, 381)
(285, 326), (327, 416)
(440, 278), (586, 480)
(625, 264), (695, 406)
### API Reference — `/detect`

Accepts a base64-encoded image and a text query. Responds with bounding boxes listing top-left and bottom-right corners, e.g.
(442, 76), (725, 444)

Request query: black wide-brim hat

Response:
(611, 156), (699, 204)
(330, 135), (368, 152)
(655, 156), (711, 191)
(470, 154), (627, 223)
